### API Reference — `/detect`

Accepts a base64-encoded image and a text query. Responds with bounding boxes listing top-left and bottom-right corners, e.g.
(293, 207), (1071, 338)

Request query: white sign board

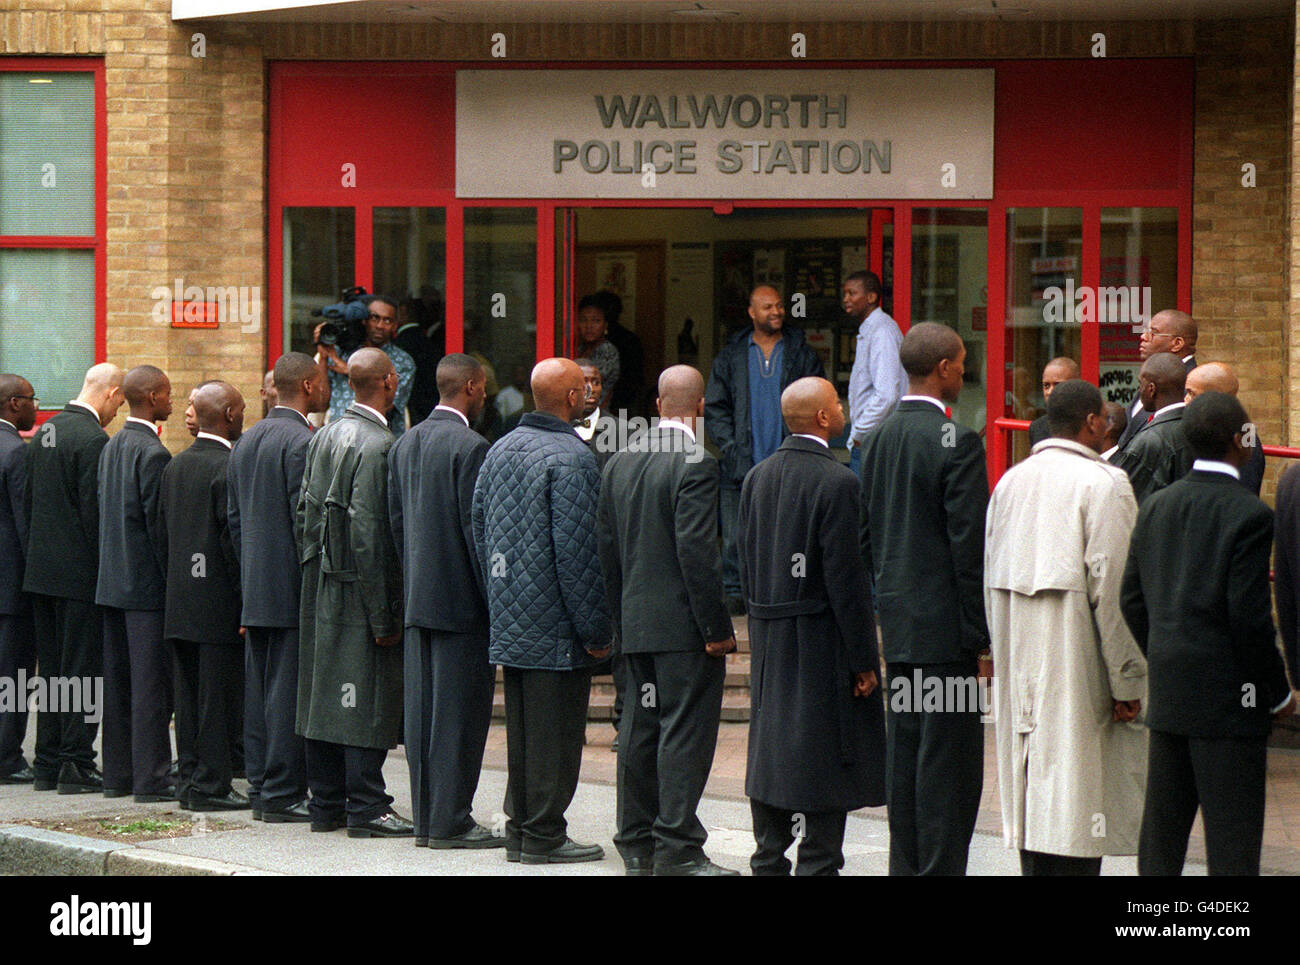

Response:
(456, 69), (994, 200)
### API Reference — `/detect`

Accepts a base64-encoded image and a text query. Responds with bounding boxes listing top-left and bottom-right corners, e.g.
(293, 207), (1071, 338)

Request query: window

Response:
(0, 67), (99, 408)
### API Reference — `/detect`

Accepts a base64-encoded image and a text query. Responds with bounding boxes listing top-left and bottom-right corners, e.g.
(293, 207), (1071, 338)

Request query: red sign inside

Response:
(172, 302), (220, 329)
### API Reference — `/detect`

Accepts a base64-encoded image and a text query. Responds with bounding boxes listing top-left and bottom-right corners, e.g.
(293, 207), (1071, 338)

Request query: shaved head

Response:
(1186, 362), (1239, 400)
(194, 380), (246, 441)
(81, 363), (123, 396)
(1043, 357), (1081, 380)
(122, 365), (168, 407)
(1139, 351), (1187, 410)
(0, 373), (29, 404)
(781, 376), (844, 440)
(76, 363), (126, 427)
(656, 365), (705, 418)
(531, 357), (586, 421)
(348, 347), (395, 394)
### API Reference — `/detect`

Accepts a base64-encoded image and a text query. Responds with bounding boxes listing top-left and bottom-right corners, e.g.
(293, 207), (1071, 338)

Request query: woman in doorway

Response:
(575, 293), (621, 409)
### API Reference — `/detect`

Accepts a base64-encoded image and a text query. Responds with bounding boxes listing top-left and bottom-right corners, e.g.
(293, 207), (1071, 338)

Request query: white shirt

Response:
(272, 405), (311, 428)
(659, 418), (697, 444)
(196, 431), (232, 450)
(434, 404), (470, 428)
(1191, 459), (1239, 480)
(352, 402), (389, 426)
(790, 433), (829, 448)
(68, 400), (99, 420)
(900, 394), (947, 414)
(1101, 444), (1119, 461)
(126, 415), (158, 434)
(574, 406), (601, 442)
(1149, 401), (1185, 421)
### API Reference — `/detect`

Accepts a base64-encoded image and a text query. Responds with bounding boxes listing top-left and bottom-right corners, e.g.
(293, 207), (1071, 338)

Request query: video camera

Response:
(312, 285), (370, 356)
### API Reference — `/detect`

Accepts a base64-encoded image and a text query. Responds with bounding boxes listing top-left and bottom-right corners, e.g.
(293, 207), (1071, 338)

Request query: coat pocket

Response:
(321, 501), (357, 580)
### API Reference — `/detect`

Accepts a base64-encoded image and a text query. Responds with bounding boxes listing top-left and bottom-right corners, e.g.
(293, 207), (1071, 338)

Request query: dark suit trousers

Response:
(101, 608), (173, 795)
(0, 613), (35, 774)
(404, 627), (495, 839)
(750, 800), (848, 876)
(31, 595), (102, 779)
(502, 665), (591, 855)
(615, 650), (724, 868)
(885, 659), (984, 876)
(719, 484), (742, 597)
(305, 738), (391, 824)
(244, 626), (307, 811)
(171, 639), (242, 800)
(1020, 850), (1102, 876)
(1138, 729), (1268, 876)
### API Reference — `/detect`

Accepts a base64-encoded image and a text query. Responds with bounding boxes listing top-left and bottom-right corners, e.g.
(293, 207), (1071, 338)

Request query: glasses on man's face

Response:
(8, 395), (38, 406)
(1143, 329), (1173, 341)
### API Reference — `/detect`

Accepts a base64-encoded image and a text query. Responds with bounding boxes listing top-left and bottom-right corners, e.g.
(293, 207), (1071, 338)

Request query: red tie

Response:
(945, 407), (953, 418)
(1146, 414), (1154, 424)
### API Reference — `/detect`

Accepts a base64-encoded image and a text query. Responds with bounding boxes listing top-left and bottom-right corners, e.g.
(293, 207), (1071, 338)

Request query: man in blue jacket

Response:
(472, 357), (612, 865)
(704, 285), (825, 614)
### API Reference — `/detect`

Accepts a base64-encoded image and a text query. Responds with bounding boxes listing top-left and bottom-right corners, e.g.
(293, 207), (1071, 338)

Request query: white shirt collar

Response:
(658, 418), (697, 443)
(574, 407), (600, 441)
(68, 400), (100, 419)
(434, 404), (470, 427)
(126, 415), (158, 433)
(790, 433), (829, 448)
(1192, 459), (1239, 480)
(272, 404), (311, 427)
(900, 394), (947, 413)
(0, 418), (15, 432)
(196, 431), (233, 449)
(1151, 401), (1185, 421)
(1101, 444), (1119, 461)
(1182, 354), (1195, 364)
(352, 403), (389, 427)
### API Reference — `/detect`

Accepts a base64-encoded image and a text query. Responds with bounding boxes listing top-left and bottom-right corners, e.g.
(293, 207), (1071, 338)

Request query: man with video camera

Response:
(315, 295), (417, 439)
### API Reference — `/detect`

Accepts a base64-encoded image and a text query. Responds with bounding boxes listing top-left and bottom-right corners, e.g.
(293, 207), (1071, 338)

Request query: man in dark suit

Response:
(1110, 352), (1193, 505)
(1026, 356), (1080, 447)
(741, 377), (886, 876)
(25, 363), (124, 793)
(395, 298), (440, 426)
(1122, 391), (1295, 875)
(96, 365), (175, 802)
(298, 349), (412, 838)
(160, 382), (248, 812)
(228, 352), (328, 822)
(1114, 309), (1197, 454)
(1276, 462), (1300, 678)
(1184, 362), (1265, 496)
(0, 374), (37, 783)
(860, 322), (989, 876)
(597, 365), (738, 876)
(389, 353), (501, 850)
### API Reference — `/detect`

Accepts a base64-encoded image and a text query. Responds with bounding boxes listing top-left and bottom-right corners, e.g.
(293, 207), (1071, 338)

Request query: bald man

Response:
(705, 285), (825, 615)
(473, 357), (612, 864)
(228, 352), (329, 822)
(298, 347), (412, 837)
(1185, 362), (1265, 496)
(160, 382), (248, 811)
(1110, 352), (1193, 505)
(0, 374), (38, 782)
(1027, 357), (1081, 447)
(1115, 309), (1198, 452)
(96, 364), (175, 802)
(860, 322), (990, 876)
(25, 363), (124, 792)
(597, 365), (738, 875)
(738, 376), (885, 875)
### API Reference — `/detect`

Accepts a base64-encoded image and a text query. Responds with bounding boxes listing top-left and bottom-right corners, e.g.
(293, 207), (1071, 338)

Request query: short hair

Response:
(1043, 357), (1081, 380)
(0, 373), (27, 403)
(576, 294), (606, 318)
(844, 270), (882, 297)
(435, 353), (483, 399)
(366, 295), (399, 314)
(898, 322), (963, 378)
(1046, 380), (1102, 438)
(1183, 391), (1248, 461)
(273, 352), (320, 396)
(122, 365), (168, 407)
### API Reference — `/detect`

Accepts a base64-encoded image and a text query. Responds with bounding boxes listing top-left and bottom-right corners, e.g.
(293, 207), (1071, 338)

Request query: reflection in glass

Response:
(0, 248), (95, 403)
(282, 207), (354, 355)
(374, 207), (447, 358)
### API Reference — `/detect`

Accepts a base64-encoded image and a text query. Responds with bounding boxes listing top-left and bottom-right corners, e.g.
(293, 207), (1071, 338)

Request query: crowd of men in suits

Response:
(1, 289), (1299, 875)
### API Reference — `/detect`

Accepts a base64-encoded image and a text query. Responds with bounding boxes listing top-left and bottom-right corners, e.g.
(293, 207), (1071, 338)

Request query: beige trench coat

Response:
(984, 438), (1148, 858)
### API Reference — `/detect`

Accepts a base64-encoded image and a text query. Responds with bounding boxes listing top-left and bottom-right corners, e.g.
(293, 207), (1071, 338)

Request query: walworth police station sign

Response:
(456, 69), (994, 200)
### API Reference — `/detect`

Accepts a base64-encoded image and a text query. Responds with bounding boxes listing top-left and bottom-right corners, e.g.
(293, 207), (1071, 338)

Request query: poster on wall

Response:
(1099, 362), (1143, 407)
(752, 248), (785, 289)
(594, 251), (637, 328)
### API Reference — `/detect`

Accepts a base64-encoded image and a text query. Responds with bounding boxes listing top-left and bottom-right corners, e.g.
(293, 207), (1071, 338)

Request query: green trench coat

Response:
(296, 405), (404, 749)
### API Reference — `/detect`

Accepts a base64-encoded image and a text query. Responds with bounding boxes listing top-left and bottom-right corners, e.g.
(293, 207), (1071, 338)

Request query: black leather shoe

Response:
(262, 800), (313, 824)
(33, 773), (59, 792)
(56, 762), (103, 794)
(726, 595), (746, 616)
(428, 823), (506, 850)
(623, 856), (654, 877)
(347, 809), (415, 839)
(415, 836), (428, 847)
(0, 766), (35, 784)
(134, 786), (177, 804)
(188, 790), (250, 812)
(521, 837), (605, 865)
(103, 787), (131, 799)
(311, 814), (346, 833)
(656, 857), (740, 876)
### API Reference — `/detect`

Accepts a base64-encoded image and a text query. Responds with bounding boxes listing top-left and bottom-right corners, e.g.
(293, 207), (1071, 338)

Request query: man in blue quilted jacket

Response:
(472, 357), (612, 865)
